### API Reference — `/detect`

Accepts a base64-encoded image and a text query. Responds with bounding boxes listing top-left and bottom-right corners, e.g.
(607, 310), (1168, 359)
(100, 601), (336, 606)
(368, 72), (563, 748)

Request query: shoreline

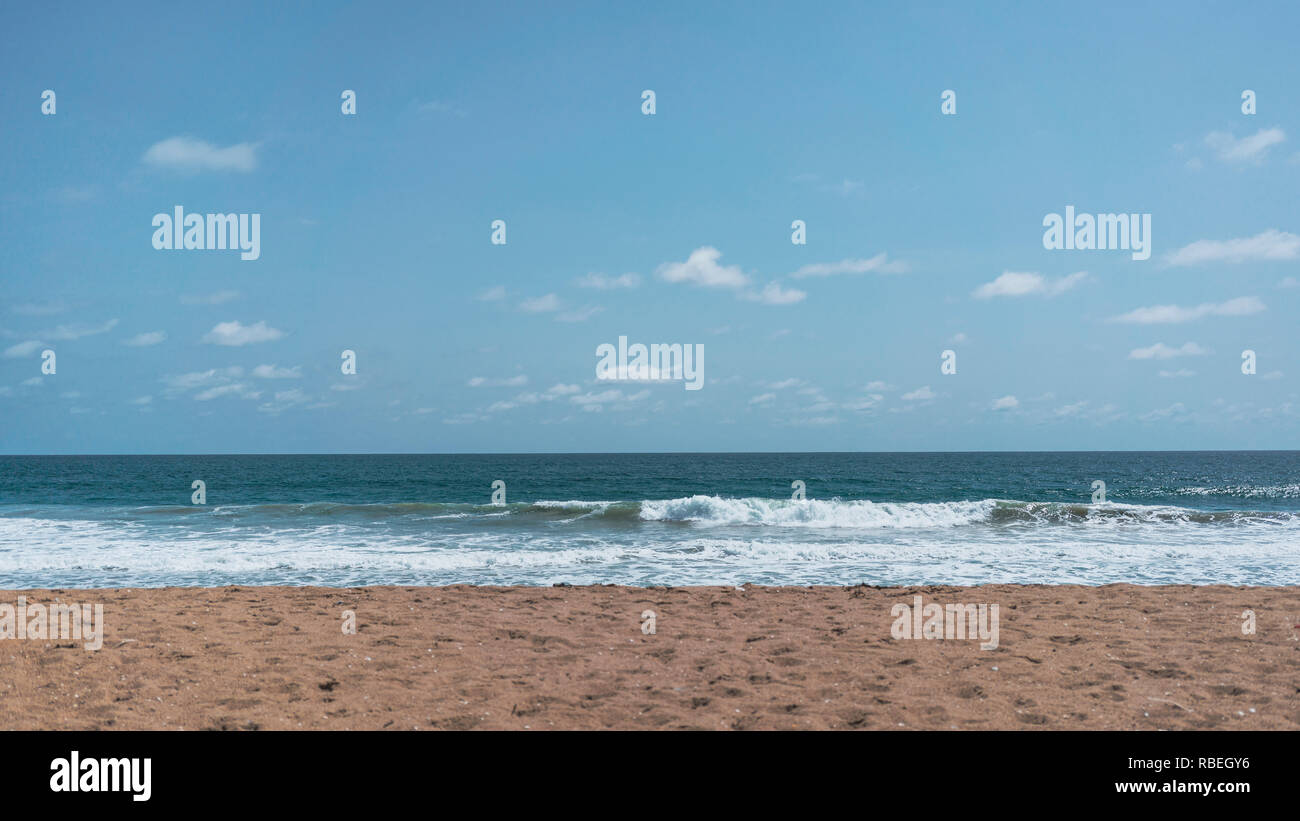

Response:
(1, 583), (1296, 730)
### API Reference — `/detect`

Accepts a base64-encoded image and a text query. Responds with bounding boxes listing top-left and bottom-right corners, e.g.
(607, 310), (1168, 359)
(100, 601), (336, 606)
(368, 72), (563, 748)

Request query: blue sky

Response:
(2, 1), (1298, 453)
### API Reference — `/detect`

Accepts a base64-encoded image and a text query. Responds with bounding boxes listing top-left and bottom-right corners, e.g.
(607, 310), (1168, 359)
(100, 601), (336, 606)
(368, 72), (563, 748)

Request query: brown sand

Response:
(0, 584), (1296, 730)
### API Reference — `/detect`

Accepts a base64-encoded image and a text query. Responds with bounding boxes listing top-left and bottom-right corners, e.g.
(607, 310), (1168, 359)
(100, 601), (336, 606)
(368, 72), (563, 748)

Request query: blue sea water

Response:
(0, 452), (1297, 588)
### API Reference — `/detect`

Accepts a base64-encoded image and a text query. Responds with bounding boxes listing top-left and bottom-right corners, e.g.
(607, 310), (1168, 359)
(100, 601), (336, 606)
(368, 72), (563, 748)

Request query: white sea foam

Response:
(639, 496), (999, 528)
(2, 494), (1298, 588)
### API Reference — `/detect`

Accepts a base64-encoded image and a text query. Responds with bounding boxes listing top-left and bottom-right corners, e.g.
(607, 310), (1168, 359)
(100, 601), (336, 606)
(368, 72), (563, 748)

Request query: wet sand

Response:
(1, 584), (1295, 730)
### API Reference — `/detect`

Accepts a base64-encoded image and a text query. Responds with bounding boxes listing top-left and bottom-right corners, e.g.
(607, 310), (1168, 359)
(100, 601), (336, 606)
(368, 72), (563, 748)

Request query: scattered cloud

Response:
(902, 386), (936, 401)
(1128, 342), (1208, 360)
(743, 282), (806, 305)
(162, 367), (249, 399)
(258, 388), (311, 414)
(821, 178), (863, 196)
(9, 302), (66, 316)
(50, 185), (98, 204)
(201, 320), (284, 346)
(1139, 402), (1189, 422)
(568, 388), (650, 411)
(469, 375), (528, 387)
(519, 293), (561, 313)
(657, 247), (750, 289)
(123, 331), (166, 347)
(791, 253), (907, 279)
(576, 272), (640, 290)
(557, 305), (604, 322)
(991, 395), (1019, 411)
(415, 99), (466, 117)
(973, 271), (1087, 299)
(1166, 230), (1299, 266)
(1204, 127), (1285, 164)
(488, 383), (581, 411)
(195, 383), (260, 401)
(252, 364), (302, 379)
(180, 290), (241, 305)
(1110, 296), (1264, 324)
(3, 340), (45, 359)
(142, 136), (258, 173)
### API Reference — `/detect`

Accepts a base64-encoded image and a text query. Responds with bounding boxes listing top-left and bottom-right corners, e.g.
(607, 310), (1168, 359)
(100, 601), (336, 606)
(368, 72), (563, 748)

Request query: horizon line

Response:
(3, 449), (1298, 457)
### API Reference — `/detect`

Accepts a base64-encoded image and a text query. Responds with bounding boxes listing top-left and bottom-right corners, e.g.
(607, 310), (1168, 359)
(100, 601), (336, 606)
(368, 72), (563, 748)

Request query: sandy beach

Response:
(1, 584), (1295, 730)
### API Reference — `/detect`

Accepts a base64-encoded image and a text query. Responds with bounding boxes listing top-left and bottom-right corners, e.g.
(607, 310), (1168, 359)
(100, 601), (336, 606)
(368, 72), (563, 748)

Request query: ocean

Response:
(1, 452), (1297, 588)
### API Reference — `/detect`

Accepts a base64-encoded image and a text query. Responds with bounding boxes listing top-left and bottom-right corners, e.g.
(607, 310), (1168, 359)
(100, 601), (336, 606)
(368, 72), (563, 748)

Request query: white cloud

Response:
(557, 305), (604, 322)
(124, 331), (166, 347)
(568, 389), (650, 410)
(142, 136), (258, 173)
(843, 394), (883, 411)
(51, 185), (98, 204)
(492, 383), (582, 410)
(1159, 369), (1197, 378)
(902, 386), (936, 401)
(3, 340), (45, 358)
(766, 378), (803, 390)
(415, 99), (465, 117)
(743, 282), (806, 305)
(16, 318), (119, 342)
(1053, 401), (1086, 417)
(163, 367), (244, 392)
(991, 395), (1019, 410)
(1128, 342), (1208, 360)
(1204, 127), (1285, 164)
(1111, 296), (1264, 324)
(1166, 230), (1300, 266)
(576, 272), (641, 289)
(519, 293), (560, 313)
(10, 302), (66, 316)
(476, 285), (507, 301)
(973, 271), (1087, 299)
(180, 290), (241, 305)
(59, 319), (119, 339)
(201, 320), (284, 346)
(749, 392), (776, 405)
(161, 367), (264, 403)
(194, 383), (260, 402)
(822, 178), (864, 196)
(1139, 402), (1188, 422)
(252, 364), (302, 379)
(258, 388), (310, 414)
(468, 375), (528, 387)
(657, 247), (750, 289)
(791, 253), (907, 279)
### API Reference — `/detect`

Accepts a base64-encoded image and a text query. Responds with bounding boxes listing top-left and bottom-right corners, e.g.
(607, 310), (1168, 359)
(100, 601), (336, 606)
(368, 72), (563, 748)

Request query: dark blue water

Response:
(1, 452), (1296, 587)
